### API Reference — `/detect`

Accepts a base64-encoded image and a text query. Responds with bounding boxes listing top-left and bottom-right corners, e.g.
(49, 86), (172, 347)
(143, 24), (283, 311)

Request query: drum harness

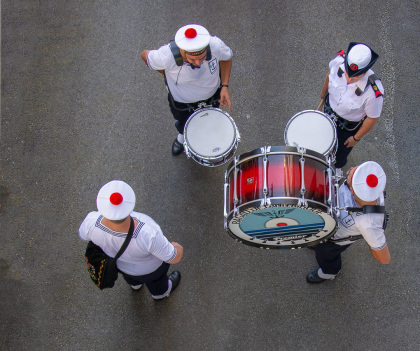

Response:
(329, 182), (389, 243)
(163, 41), (220, 113)
(323, 94), (366, 132)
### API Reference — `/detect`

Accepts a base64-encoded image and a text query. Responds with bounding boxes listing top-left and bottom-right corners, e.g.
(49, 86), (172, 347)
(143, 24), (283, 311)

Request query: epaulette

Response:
(355, 73), (383, 97)
(336, 49), (346, 58)
(336, 50), (346, 78)
(368, 74), (383, 98)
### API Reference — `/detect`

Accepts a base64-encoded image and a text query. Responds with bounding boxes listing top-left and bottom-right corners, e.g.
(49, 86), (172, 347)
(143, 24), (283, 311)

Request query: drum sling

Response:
(323, 94), (365, 131)
(329, 202), (389, 243)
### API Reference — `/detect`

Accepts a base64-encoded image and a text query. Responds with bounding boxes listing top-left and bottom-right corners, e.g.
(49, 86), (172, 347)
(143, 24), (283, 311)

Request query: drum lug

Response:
(197, 102), (208, 109)
(183, 142), (191, 159)
(298, 147), (307, 206)
(298, 198), (308, 207)
(333, 168), (343, 218)
(263, 146), (269, 205)
(233, 156), (239, 211)
(260, 198), (271, 207)
(223, 182), (229, 218)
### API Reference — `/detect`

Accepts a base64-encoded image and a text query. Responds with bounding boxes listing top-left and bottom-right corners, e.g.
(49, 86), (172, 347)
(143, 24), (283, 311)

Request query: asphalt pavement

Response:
(1, 1), (419, 350)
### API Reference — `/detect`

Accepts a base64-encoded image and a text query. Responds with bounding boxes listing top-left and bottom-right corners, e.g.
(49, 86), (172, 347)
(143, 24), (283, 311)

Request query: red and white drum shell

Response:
(224, 146), (337, 249)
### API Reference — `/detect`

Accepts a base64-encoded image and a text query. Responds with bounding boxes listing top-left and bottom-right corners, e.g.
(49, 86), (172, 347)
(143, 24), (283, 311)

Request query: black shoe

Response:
(153, 271), (181, 301)
(172, 139), (184, 156)
(169, 271), (181, 293)
(306, 269), (327, 283)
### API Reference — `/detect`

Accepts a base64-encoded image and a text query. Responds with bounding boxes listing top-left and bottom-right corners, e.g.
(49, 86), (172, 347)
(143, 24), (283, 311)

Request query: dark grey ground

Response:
(1, 1), (419, 350)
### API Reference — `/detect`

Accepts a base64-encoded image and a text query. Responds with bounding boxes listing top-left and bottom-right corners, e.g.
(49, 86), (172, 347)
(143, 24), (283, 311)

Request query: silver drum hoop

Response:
(184, 107), (240, 167)
(284, 110), (337, 158)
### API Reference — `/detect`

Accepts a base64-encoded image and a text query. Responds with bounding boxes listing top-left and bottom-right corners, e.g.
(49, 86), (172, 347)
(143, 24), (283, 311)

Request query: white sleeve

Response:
(211, 36), (233, 61)
(358, 214), (387, 250)
(143, 224), (177, 262)
(146, 44), (175, 71)
(78, 212), (98, 242)
(364, 80), (384, 118)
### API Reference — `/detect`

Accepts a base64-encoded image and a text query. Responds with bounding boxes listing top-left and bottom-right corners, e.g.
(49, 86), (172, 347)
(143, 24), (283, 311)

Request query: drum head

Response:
(284, 110), (336, 156)
(227, 204), (337, 249)
(184, 108), (236, 158)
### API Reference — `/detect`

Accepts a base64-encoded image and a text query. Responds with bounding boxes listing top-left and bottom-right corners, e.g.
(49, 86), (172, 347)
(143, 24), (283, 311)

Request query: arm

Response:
(141, 49), (165, 77)
(320, 73), (329, 99)
(168, 242), (183, 264)
(344, 117), (378, 148)
(369, 244), (391, 264)
(141, 50), (150, 66)
(317, 73), (329, 111)
(219, 58), (233, 110)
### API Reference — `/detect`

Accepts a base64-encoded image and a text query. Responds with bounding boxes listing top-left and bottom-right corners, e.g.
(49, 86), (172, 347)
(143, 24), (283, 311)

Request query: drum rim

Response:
(184, 107), (238, 160)
(284, 109), (337, 156)
(188, 142), (238, 167)
(225, 198), (333, 221)
(224, 199), (337, 249)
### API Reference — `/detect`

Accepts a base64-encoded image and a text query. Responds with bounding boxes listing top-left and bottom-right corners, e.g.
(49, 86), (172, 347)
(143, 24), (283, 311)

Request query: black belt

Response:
(168, 88), (221, 113)
(324, 94), (365, 131)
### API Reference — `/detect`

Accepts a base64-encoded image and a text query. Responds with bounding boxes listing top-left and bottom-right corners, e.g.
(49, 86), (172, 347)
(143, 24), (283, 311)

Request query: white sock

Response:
(151, 279), (173, 300)
(318, 268), (337, 280)
(177, 134), (184, 143)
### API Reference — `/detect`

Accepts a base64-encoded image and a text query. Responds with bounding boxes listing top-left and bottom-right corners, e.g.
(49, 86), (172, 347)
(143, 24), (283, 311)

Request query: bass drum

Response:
(223, 146), (337, 249)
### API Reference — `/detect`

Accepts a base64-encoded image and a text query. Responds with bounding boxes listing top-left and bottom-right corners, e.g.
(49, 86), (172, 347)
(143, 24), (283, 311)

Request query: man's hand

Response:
(169, 242), (184, 264)
(219, 87), (231, 110)
(344, 136), (358, 148)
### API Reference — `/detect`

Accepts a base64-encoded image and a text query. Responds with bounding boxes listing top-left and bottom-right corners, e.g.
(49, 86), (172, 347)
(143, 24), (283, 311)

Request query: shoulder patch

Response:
(336, 49), (346, 58)
(368, 74), (383, 98)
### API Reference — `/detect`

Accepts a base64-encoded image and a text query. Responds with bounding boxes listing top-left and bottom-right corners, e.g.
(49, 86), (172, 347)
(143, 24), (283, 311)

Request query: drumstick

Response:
(316, 99), (324, 111)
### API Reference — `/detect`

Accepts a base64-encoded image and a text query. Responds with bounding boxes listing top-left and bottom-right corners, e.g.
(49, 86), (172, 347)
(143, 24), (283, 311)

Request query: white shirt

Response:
(79, 211), (177, 276)
(147, 36), (233, 103)
(331, 184), (386, 249)
(328, 55), (384, 121)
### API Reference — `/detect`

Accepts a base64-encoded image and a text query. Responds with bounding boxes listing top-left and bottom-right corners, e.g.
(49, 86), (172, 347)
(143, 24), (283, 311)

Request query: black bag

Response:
(85, 217), (134, 290)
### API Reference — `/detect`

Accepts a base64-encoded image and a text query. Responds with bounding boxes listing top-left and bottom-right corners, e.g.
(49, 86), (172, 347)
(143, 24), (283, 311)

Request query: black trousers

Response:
(314, 242), (352, 275)
(323, 96), (363, 168)
(335, 124), (362, 168)
(121, 262), (170, 296)
(168, 88), (221, 134)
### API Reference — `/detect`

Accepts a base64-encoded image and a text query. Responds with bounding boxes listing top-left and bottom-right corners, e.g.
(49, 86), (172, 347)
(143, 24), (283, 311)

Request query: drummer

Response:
(306, 161), (391, 283)
(141, 24), (233, 156)
(318, 42), (384, 169)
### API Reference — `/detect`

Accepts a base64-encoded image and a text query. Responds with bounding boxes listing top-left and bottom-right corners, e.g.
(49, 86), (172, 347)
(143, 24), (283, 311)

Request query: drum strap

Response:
(329, 192), (389, 244)
(329, 235), (363, 243)
(346, 204), (389, 230)
(332, 205), (388, 243)
(345, 205), (385, 214)
(323, 94), (365, 131)
(169, 41), (212, 67)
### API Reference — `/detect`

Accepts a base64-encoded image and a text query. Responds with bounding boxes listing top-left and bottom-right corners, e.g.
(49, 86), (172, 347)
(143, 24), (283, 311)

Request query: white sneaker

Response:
(131, 284), (143, 291)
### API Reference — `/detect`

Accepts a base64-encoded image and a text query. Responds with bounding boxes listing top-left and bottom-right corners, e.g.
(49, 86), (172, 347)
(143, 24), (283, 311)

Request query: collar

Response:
(338, 63), (369, 91)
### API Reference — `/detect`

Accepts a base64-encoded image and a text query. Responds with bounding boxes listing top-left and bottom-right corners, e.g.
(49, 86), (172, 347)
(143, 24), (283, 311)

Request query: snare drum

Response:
(284, 110), (337, 160)
(223, 146), (337, 249)
(184, 107), (240, 167)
